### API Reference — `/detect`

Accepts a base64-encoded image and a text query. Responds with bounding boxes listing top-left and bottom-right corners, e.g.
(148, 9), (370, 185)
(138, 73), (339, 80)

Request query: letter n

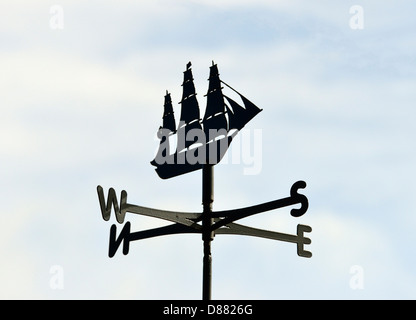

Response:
(109, 223), (131, 257)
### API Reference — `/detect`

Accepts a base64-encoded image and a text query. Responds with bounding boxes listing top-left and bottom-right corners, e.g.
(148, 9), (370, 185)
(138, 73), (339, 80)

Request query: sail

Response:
(179, 63), (201, 124)
(151, 92), (176, 167)
(222, 81), (262, 131)
(240, 94), (262, 118)
(177, 62), (202, 152)
(224, 94), (262, 131)
(202, 63), (228, 139)
(176, 119), (203, 151)
(162, 91), (176, 132)
(180, 94), (200, 124)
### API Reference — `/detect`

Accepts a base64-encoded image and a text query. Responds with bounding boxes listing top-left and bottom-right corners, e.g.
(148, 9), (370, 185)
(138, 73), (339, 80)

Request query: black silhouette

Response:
(151, 61), (262, 179)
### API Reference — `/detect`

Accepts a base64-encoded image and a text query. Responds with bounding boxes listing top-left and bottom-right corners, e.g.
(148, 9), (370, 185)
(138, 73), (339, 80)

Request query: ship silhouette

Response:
(151, 61), (262, 179)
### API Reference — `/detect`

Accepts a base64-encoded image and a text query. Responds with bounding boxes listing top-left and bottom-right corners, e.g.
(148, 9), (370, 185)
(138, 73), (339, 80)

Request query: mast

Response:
(202, 163), (214, 300)
(202, 62), (228, 142)
(162, 91), (176, 133)
(177, 62), (202, 151)
(150, 91), (177, 167)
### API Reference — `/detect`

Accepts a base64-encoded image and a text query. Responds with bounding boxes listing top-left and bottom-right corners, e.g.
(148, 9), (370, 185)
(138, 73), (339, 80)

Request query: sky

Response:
(1, 0), (416, 300)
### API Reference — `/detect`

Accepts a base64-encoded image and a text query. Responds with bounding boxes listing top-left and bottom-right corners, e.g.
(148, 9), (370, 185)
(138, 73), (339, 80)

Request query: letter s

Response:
(290, 181), (309, 217)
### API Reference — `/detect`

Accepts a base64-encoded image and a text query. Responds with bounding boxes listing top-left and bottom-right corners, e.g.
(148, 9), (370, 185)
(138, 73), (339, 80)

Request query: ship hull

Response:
(153, 136), (233, 179)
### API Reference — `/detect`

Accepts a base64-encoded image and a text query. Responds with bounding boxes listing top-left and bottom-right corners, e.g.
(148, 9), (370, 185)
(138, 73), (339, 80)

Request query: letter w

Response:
(97, 185), (127, 224)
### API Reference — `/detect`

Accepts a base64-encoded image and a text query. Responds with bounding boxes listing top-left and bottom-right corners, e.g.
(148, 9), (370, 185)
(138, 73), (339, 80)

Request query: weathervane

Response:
(97, 61), (312, 300)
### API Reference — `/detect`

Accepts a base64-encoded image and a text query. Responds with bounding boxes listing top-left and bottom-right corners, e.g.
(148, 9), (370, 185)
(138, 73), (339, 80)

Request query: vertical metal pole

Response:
(202, 164), (214, 300)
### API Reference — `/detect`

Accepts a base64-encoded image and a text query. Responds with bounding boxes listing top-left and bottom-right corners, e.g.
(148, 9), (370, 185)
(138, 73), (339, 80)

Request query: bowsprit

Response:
(96, 61), (312, 300)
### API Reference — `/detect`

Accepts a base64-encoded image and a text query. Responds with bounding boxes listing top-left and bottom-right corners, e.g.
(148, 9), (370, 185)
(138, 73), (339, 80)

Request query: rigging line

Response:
(221, 80), (244, 97)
